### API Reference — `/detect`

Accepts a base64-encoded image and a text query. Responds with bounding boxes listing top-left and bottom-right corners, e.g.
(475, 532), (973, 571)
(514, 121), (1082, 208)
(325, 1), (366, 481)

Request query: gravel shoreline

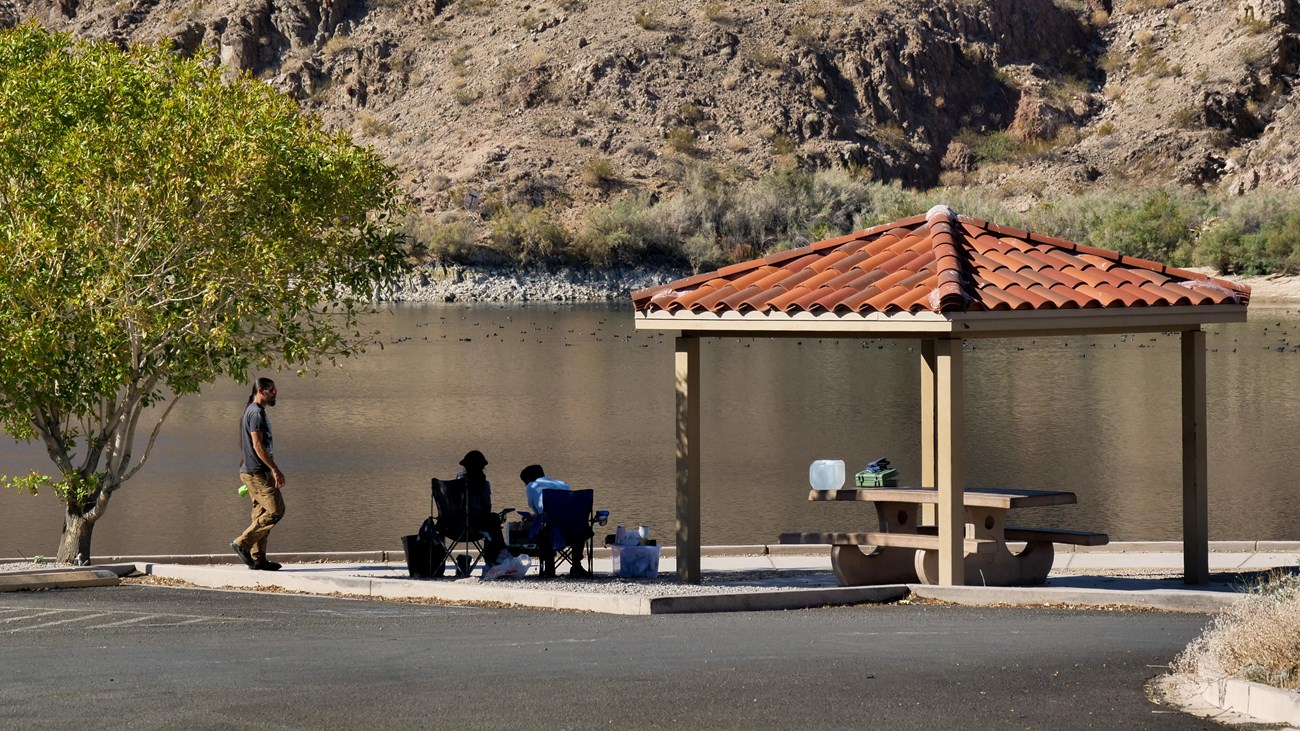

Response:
(379, 264), (681, 304)
(374, 264), (1300, 306)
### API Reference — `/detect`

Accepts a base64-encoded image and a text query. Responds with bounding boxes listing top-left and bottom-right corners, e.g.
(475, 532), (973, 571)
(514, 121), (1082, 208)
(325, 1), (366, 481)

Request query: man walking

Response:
(232, 377), (285, 571)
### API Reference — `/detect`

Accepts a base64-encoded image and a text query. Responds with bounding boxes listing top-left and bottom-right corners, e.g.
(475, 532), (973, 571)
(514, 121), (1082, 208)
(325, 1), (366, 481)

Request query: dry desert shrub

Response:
(634, 5), (664, 30)
(1117, 0), (1177, 11)
(701, 1), (729, 23)
(581, 157), (620, 189)
(665, 126), (699, 154)
(459, 0), (497, 16)
(1176, 571), (1300, 690)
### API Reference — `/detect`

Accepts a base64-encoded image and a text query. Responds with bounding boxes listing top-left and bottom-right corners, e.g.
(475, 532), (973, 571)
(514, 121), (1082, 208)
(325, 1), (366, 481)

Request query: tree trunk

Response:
(57, 511), (95, 565)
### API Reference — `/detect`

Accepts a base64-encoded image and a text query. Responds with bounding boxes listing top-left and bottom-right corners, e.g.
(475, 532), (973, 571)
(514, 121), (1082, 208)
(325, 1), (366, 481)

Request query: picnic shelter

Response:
(630, 205), (1251, 586)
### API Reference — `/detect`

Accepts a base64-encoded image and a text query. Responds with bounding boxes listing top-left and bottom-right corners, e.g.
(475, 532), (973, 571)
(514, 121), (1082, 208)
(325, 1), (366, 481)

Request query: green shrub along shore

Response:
(408, 166), (1300, 277)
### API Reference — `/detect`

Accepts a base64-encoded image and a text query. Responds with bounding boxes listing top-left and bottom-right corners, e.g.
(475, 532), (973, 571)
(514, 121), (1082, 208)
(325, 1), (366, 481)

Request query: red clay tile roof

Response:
(632, 206), (1251, 315)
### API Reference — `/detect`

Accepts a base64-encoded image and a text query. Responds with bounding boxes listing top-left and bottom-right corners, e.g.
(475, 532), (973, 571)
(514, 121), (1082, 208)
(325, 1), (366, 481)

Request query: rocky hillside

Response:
(2, 0), (1298, 255)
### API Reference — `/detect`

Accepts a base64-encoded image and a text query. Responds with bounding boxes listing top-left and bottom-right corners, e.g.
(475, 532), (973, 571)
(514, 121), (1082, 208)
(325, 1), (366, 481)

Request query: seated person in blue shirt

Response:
(520, 464), (590, 578)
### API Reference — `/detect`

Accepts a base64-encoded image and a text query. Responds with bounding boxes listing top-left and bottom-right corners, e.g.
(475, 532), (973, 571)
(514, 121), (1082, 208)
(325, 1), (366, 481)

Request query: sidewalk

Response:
(4, 541), (1296, 615)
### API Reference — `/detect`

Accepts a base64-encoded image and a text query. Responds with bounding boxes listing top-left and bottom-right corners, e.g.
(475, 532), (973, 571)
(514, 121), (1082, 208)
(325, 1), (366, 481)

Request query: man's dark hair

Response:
(520, 464), (545, 484)
(247, 377), (275, 405)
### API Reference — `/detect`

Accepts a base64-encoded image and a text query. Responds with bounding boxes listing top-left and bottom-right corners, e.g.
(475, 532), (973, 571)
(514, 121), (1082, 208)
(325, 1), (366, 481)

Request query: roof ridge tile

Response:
(1073, 243), (1123, 261)
(981, 220), (1030, 240)
(1119, 254), (1167, 275)
(1027, 231), (1079, 251)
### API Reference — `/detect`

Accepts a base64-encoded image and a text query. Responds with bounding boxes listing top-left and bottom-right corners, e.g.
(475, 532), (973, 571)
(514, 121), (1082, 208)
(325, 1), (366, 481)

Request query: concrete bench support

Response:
(779, 530), (998, 587)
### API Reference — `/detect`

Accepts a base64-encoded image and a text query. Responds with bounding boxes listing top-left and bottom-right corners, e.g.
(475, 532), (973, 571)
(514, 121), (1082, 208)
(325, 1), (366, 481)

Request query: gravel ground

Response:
(0, 561), (1259, 597)
(377, 569), (833, 596)
(0, 561), (78, 573)
(371, 565), (1207, 596)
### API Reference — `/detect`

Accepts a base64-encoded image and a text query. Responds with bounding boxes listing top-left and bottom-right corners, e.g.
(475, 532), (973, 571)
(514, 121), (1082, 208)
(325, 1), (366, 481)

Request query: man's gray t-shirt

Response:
(240, 402), (272, 474)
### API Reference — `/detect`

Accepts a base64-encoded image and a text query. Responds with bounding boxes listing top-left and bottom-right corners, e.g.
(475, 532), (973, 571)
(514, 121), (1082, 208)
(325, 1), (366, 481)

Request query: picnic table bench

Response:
(779, 486), (1108, 586)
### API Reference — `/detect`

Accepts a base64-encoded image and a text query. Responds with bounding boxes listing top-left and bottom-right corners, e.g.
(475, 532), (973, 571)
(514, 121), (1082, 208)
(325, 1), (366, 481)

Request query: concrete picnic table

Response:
(780, 486), (1109, 586)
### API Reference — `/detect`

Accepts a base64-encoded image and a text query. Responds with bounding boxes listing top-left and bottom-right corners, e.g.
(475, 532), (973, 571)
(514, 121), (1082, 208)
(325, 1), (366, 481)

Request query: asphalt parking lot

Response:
(0, 585), (1223, 730)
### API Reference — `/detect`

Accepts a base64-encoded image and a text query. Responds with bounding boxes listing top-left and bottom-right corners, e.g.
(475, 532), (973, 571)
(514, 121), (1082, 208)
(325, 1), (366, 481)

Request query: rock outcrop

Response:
(3, 0), (1298, 234)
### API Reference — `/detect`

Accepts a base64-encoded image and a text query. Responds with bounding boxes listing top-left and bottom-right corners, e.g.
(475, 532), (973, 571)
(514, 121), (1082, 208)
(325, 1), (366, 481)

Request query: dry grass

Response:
(665, 126), (699, 154)
(580, 157), (620, 189)
(356, 112), (395, 137)
(1117, 0), (1177, 11)
(1176, 570), (1300, 690)
(459, 0), (497, 16)
(701, 1), (729, 23)
(634, 5), (665, 30)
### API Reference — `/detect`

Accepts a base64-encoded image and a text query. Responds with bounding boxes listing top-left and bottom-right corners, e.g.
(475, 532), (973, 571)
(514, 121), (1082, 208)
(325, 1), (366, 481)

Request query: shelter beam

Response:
(920, 339), (937, 527)
(675, 335), (702, 583)
(1181, 329), (1209, 584)
(936, 338), (965, 586)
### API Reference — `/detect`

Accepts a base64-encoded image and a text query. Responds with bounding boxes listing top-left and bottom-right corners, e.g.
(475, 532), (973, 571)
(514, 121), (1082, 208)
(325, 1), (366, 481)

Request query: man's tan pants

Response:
(236, 471), (285, 563)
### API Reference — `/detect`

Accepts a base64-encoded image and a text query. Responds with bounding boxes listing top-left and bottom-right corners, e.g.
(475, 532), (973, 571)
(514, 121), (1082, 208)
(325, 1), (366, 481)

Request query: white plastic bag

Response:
(484, 553), (530, 580)
(501, 554), (531, 578)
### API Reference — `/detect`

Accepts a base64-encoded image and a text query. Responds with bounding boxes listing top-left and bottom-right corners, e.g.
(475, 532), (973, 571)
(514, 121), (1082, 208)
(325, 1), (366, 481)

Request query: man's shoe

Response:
(230, 540), (256, 569)
(569, 564), (592, 579)
(252, 560), (282, 571)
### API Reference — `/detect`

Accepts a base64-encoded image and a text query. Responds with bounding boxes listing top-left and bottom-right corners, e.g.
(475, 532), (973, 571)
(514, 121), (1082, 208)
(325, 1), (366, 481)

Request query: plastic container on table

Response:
(809, 460), (845, 490)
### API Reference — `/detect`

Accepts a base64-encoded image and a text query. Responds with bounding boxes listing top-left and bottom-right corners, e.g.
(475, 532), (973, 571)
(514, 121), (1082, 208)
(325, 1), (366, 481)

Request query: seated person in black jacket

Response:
(456, 450), (507, 570)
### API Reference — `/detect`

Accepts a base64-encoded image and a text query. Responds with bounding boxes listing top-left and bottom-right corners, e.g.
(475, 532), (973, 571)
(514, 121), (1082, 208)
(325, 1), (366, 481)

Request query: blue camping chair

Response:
(514, 488), (608, 577)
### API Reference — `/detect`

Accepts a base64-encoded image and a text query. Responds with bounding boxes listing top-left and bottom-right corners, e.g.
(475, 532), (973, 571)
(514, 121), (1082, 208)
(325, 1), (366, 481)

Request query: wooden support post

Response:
(675, 335), (702, 584)
(936, 338), (965, 586)
(920, 339), (938, 527)
(1182, 329), (1209, 584)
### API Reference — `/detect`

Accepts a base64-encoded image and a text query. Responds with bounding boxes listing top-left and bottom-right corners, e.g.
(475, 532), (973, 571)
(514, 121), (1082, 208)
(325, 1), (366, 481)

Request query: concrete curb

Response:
(645, 585), (908, 614)
(135, 563), (904, 615)
(908, 584), (1244, 613)
(138, 562), (656, 614)
(0, 564), (138, 578)
(129, 561), (1246, 615)
(1186, 657), (1300, 727)
(6, 540), (1300, 567)
(3, 543), (1294, 615)
(0, 560), (1257, 615)
(1202, 675), (1300, 727)
(0, 569), (120, 592)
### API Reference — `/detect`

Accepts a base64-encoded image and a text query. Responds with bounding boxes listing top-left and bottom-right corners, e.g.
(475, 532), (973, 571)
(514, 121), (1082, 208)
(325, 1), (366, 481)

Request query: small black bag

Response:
(403, 518), (446, 578)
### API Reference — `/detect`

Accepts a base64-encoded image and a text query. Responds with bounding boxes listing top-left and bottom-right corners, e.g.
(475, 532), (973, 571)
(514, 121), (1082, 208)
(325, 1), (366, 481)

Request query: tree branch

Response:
(119, 393), (180, 484)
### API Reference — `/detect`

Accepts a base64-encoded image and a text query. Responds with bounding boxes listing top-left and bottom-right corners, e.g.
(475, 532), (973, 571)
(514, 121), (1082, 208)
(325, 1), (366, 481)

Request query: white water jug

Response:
(809, 460), (845, 490)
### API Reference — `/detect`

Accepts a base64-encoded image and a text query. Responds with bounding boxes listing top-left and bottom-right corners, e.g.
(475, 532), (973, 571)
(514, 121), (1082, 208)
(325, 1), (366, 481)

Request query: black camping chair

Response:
(524, 488), (608, 577)
(431, 477), (513, 578)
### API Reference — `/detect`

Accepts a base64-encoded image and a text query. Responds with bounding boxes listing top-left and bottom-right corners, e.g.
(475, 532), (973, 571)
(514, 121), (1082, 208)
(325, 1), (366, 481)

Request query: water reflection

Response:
(2, 303), (1298, 557)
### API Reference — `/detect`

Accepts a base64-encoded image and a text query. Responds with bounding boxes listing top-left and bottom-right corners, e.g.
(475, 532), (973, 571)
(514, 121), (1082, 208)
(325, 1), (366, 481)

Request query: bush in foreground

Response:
(1175, 570), (1300, 690)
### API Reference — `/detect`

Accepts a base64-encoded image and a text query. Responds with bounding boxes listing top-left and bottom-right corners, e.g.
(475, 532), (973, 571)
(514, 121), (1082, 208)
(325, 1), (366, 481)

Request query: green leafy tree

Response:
(0, 23), (409, 562)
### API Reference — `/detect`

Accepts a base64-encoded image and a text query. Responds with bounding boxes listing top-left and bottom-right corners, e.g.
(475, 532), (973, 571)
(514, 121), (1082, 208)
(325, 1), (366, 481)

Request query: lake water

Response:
(2, 301), (1299, 559)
